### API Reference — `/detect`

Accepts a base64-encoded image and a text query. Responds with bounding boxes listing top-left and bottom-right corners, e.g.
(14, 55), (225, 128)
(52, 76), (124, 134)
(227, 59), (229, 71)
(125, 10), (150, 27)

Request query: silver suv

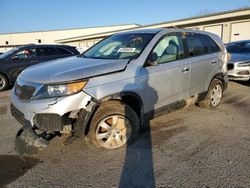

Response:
(11, 29), (228, 150)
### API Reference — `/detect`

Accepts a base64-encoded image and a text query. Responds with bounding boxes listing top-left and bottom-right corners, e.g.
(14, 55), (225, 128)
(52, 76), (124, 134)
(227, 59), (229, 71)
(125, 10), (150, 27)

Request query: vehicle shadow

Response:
(0, 155), (40, 187)
(234, 80), (250, 87)
(119, 68), (158, 188)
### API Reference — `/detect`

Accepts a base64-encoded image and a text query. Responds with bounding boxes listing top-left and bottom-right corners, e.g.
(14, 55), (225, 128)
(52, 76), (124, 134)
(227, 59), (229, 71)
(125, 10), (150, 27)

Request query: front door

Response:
(9, 48), (38, 81)
(138, 33), (191, 114)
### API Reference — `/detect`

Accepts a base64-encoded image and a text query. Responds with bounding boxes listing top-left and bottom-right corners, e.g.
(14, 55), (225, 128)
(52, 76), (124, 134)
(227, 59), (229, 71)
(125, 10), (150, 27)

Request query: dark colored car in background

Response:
(0, 44), (80, 91)
(226, 40), (250, 81)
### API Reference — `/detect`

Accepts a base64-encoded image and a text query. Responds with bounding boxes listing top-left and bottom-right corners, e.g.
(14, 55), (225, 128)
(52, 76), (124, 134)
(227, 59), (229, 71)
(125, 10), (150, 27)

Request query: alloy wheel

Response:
(211, 84), (222, 107)
(0, 76), (6, 90)
(95, 115), (132, 149)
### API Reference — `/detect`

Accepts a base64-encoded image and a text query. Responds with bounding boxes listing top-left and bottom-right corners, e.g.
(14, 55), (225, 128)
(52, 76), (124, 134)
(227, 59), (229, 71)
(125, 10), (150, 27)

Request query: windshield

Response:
(83, 33), (155, 59)
(0, 48), (19, 59)
(226, 41), (250, 53)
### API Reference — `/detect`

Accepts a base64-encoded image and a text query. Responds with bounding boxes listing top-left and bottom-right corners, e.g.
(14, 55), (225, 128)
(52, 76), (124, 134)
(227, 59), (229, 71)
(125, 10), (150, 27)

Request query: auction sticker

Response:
(117, 48), (136, 53)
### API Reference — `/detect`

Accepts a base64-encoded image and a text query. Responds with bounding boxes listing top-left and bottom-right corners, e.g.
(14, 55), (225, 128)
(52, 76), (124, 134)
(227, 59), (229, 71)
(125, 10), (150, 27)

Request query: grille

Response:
(33, 114), (63, 131)
(15, 84), (36, 100)
(10, 104), (25, 125)
(227, 64), (234, 71)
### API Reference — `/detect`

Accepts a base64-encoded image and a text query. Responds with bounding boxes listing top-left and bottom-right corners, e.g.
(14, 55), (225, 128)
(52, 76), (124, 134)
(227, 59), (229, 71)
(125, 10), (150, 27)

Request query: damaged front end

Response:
(11, 83), (98, 156)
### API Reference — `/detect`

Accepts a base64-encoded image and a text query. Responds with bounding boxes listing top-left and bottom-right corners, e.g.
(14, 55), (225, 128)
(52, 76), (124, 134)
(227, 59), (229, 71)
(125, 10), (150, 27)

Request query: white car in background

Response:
(227, 40), (250, 81)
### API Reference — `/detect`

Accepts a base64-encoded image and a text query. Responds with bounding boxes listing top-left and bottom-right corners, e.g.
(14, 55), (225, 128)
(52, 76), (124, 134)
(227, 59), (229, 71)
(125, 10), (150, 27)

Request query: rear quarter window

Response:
(56, 47), (72, 55)
(185, 33), (220, 57)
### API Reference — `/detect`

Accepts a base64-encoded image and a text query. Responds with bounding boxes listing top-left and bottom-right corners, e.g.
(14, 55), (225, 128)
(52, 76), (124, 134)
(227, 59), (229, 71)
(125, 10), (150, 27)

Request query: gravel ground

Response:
(0, 81), (249, 188)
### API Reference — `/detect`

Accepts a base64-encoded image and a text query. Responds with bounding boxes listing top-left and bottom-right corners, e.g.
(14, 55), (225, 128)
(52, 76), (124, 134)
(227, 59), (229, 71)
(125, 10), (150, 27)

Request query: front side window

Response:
(146, 34), (184, 65)
(227, 41), (250, 53)
(13, 48), (36, 60)
(83, 33), (155, 59)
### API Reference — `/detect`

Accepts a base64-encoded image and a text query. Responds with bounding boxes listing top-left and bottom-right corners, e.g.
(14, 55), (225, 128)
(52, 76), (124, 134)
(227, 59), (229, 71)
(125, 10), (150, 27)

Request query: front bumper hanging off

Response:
(11, 90), (98, 155)
(15, 123), (50, 156)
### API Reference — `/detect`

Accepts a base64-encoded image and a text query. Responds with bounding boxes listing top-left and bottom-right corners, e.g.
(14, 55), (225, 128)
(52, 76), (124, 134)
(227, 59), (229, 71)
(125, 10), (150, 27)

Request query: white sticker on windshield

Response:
(117, 48), (136, 53)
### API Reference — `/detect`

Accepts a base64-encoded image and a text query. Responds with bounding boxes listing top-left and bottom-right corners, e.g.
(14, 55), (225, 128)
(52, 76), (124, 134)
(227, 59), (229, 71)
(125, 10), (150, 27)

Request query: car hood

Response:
(228, 53), (250, 63)
(19, 56), (130, 84)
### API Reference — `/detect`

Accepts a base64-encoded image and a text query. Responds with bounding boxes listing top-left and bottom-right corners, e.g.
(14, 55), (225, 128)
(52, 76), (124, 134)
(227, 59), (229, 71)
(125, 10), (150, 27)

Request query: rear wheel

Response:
(198, 79), (223, 109)
(86, 101), (140, 149)
(0, 74), (8, 92)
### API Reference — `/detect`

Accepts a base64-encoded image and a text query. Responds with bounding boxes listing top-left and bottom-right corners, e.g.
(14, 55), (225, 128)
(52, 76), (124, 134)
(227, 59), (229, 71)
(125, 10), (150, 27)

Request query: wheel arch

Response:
(99, 91), (144, 126)
(209, 72), (227, 91)
(210, 72), (227, 91)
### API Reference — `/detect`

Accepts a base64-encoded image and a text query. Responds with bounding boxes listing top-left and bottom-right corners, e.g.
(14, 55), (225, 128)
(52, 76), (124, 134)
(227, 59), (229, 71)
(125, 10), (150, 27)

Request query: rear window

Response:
(56, 47), (72, 55)
(185, 33), (220, 57)
(226, 42), (250, 53)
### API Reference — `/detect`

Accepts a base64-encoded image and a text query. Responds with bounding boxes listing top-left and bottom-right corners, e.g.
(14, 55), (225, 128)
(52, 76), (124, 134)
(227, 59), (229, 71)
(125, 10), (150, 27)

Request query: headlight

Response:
(35, 80), (88, 99)
(238, 61), (250, 67)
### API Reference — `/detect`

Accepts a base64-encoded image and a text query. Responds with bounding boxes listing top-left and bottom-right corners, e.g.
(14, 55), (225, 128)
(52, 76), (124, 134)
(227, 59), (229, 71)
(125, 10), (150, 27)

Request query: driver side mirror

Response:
(145, 52), (159, 67)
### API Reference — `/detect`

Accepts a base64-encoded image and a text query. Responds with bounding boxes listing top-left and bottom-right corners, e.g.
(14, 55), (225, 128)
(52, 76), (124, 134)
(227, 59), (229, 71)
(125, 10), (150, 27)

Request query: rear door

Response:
(139, 33), (191, 113)
(183, 33), (221, 96)
(36, 47), (60, 62)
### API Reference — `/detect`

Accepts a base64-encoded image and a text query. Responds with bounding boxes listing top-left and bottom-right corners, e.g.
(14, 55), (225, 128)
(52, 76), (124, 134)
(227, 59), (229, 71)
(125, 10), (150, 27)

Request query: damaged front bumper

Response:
(11, 89), (98, 155)
(15, 123), (50, 156)
(11, 89), (96, 132)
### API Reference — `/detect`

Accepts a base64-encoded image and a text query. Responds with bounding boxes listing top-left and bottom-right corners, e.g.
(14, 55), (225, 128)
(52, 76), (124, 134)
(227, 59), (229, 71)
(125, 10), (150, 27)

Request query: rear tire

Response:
(198, 79), (223, 109)
(86, 101), (140, 149)
(0, 74), (8, 92)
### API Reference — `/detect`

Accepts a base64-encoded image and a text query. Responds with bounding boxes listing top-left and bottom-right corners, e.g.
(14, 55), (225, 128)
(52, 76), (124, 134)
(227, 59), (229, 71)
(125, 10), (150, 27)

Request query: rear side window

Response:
(36, 47), (57, 57)
(56, 47), (72, 55)
(199, 34), (220, 53)
(185, 33), (220, 57)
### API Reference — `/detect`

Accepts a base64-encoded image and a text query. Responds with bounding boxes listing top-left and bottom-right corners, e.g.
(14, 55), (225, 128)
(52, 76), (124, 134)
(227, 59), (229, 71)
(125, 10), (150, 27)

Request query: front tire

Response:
(86, 101), (140, 149)
(198, 79), (223, 109)
(0, 74), (8, 92)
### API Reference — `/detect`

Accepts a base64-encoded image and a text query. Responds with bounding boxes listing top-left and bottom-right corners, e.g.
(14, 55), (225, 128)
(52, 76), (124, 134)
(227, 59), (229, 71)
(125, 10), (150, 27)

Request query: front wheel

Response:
(86, 101), (140, 149)
(198, 79), (223, 109)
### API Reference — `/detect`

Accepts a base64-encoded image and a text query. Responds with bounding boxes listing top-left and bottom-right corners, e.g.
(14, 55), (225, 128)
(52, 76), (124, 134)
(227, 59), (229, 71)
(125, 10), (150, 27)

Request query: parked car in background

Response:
(11, 29), (228, 150)
(0, 44), (80, 91)
(226, 40), (250, 81)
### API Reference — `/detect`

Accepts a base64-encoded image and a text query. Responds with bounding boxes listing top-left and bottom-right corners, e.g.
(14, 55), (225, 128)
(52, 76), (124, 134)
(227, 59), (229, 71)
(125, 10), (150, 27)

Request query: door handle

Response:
(211, 60), (217, 64)
(182, 67), (189, 72)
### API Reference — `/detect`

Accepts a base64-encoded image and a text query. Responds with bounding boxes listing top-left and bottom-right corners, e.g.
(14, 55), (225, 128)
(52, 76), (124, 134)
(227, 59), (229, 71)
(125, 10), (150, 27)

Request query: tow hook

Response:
(15, 123), (54, 156)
